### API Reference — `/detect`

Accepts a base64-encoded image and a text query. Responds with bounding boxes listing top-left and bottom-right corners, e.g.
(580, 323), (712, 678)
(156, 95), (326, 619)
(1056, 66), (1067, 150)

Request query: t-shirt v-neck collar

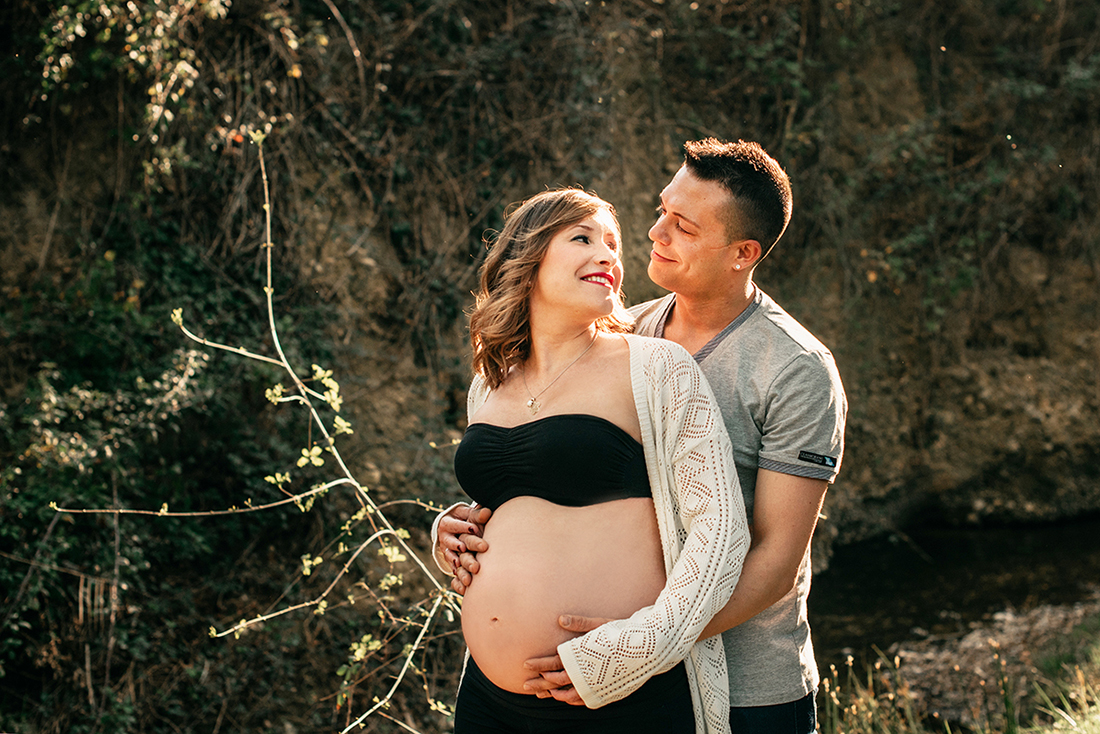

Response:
(654, 287), (763, 363)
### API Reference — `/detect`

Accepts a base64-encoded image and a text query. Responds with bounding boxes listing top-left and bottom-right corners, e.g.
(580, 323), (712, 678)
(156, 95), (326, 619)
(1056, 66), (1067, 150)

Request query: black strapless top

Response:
(453, 414), (651, 511)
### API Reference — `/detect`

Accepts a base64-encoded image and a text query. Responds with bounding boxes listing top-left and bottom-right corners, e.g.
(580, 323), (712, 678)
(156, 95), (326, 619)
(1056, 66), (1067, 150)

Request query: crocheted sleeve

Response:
(556, 338), (749, 710)
(466, 372), (490, 418)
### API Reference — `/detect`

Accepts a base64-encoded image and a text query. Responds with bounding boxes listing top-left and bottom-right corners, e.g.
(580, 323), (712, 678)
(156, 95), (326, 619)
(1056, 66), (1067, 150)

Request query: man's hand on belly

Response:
(555, 614), (610, 634)
(522, 654), (584, 705)
(519, 614), (612, 705)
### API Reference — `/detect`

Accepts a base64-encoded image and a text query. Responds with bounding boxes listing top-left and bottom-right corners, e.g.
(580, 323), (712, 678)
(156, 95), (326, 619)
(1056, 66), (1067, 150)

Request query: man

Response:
(434, 138), (846, 733)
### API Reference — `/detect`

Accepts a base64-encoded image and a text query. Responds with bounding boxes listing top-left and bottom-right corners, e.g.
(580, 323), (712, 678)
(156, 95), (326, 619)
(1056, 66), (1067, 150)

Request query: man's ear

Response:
(731, 239), (762, 272)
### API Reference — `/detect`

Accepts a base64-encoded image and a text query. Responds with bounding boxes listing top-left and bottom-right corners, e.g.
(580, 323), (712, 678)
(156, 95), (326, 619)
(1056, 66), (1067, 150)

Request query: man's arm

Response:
(524, 468), (826, 700)
(700, 468), (826, 638)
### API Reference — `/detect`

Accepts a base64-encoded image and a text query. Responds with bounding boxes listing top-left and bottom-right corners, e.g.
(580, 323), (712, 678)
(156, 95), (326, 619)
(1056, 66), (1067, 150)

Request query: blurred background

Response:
(1, 0), (1098, 731)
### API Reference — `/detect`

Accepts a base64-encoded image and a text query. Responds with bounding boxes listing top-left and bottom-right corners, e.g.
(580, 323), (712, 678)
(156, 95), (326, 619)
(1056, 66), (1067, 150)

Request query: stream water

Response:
(811, 514), (1100, 673)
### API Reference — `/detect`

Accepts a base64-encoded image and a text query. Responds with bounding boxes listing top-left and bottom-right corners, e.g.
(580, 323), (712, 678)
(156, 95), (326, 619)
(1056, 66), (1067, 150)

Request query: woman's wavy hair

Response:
(470, 188), (633, 388)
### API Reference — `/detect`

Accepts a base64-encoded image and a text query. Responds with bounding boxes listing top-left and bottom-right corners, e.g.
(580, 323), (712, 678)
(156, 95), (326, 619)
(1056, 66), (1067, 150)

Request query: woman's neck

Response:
(525, 325), (597, 378)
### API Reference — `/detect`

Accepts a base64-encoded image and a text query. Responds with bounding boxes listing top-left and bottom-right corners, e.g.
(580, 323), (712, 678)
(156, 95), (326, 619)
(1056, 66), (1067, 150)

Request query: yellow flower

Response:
(296, 446), (323, 467)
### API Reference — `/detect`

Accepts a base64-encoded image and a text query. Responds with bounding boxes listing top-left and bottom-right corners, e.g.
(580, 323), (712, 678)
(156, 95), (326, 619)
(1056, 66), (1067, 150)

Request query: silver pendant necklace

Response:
(521, 333), (598, 415)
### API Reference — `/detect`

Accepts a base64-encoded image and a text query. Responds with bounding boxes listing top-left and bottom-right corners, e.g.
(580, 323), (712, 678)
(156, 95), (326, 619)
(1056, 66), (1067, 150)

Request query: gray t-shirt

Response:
(631, 288), (847, 707)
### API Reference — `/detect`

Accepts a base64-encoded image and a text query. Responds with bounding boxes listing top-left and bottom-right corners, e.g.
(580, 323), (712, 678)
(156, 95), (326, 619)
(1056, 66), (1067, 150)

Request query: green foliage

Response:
(1, 31), (337, 723)
(34, 0), (230, 150)
(0, 227), (334, 731)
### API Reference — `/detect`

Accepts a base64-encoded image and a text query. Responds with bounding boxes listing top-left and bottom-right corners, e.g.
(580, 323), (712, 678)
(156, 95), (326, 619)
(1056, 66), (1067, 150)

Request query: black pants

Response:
(453, 657), (695, 734)
(729, 691), (817, 734)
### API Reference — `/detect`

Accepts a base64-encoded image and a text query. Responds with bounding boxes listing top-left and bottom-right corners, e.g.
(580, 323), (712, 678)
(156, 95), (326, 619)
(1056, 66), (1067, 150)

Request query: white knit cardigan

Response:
(437, 334), (749, 734)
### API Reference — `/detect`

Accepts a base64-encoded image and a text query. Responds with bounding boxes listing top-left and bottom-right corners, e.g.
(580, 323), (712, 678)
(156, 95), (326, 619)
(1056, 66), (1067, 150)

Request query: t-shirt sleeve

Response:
(757, 350), (847, 482)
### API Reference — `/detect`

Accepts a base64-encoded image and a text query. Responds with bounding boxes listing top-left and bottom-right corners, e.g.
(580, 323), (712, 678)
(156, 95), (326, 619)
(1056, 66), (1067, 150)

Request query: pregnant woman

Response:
(446, 188), (749, 734)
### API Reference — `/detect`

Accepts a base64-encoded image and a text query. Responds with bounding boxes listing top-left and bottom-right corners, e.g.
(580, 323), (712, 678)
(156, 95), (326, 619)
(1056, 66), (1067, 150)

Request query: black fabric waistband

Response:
(461, 655), (690, 720)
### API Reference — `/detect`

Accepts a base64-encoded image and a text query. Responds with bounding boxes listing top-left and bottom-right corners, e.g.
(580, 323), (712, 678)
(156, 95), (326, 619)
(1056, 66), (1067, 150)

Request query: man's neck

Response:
(664, 282), (755, 355)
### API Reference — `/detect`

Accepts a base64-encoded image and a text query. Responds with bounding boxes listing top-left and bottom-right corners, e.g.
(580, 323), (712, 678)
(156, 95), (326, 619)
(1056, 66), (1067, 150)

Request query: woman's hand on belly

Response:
(460, 497), (664, 694)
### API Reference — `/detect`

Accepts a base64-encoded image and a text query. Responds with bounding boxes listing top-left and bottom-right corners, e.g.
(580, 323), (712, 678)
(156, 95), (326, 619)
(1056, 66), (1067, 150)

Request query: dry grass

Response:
(821, 599), (1100, 734)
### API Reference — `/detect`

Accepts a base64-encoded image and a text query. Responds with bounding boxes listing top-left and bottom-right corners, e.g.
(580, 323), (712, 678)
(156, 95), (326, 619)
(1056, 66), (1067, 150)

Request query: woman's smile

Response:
(580, 271), (615, 288)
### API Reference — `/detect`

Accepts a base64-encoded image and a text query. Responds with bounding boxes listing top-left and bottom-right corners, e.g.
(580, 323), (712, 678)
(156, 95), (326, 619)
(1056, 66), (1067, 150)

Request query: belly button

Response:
(489, 616), (500, 626)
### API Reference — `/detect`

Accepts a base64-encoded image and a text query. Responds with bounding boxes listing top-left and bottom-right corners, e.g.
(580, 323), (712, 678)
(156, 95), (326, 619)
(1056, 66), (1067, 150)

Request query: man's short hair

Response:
(683, 138), (792, 259)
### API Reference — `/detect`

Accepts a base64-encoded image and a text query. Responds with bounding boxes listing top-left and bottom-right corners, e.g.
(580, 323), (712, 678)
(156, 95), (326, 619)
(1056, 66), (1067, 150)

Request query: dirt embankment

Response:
(814, 251), (1100, 554)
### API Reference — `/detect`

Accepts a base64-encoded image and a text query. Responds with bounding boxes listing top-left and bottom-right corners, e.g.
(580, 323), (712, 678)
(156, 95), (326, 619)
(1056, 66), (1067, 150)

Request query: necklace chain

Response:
(521, 333), (598, 415)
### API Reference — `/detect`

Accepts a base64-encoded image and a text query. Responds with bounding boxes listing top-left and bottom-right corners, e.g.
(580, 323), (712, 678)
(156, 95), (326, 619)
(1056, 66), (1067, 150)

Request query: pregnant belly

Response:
(460, 497), (665, 693)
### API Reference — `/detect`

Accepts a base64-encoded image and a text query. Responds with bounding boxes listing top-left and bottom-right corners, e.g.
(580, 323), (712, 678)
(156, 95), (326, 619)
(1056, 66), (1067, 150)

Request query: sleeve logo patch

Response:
(798, 450), (837, 468)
